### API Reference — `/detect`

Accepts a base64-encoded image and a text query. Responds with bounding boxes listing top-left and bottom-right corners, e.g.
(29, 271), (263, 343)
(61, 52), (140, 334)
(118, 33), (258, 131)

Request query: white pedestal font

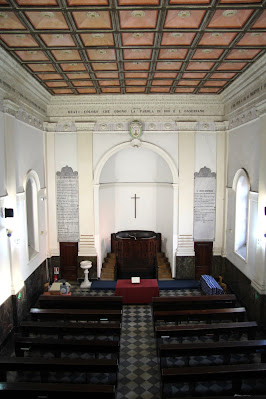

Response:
(80, 260), (92, 289)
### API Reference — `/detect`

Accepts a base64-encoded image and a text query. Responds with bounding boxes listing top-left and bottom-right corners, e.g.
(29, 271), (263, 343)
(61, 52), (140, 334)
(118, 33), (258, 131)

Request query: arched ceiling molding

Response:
(94, 140), (178, 186)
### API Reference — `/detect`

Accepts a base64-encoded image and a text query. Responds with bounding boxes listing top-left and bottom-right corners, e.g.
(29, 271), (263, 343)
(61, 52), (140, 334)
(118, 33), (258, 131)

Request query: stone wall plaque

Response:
(56, 166), (79, 242)
(194, 166), (216, 241)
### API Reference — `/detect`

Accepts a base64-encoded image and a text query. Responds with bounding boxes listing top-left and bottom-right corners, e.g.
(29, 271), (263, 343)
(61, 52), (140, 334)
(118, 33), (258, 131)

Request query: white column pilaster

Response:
(78, 130), (97, 256)
(176, 131), (195, 257)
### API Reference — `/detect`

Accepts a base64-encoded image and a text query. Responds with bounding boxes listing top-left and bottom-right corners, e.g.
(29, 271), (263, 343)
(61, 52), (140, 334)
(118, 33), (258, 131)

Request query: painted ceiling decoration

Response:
(0, 0), (265, 95)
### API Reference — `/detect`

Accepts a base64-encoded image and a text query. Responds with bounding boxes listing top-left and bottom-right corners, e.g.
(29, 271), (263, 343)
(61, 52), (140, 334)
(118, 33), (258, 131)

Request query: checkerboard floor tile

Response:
(68, 283), (203, 398)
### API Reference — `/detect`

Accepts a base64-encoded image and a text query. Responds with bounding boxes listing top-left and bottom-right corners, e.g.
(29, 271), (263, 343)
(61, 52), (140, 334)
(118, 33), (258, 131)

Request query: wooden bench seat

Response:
(14, 335), (120, 359)
(38, 295), (123, 310)
(0, 357), (118, 384)
(155, 321), (258, 343)
(159, 339), (266, 367)
(0, 382), (116, 398)
(161, 363), (266, 398)
(19, 320), (121, 339)
(153, 307), (246, 325)
(152, 294), (237, 311)
(30, 308), (122, 322)
(165, 396), (265, 399)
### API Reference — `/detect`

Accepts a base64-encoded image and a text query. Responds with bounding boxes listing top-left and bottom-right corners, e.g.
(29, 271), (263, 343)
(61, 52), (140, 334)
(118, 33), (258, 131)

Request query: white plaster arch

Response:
(24, 169), (41, 192)
(94, 140), (179, 185)
(93, 140), (179, 278)
(232, 168), (250, 192)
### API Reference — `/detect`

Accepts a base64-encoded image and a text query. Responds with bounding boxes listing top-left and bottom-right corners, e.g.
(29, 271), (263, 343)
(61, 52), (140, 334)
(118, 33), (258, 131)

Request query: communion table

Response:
(115, 279), (159, 304)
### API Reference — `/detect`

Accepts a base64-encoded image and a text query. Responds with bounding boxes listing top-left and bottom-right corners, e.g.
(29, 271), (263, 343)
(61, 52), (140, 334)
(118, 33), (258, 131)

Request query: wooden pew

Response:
(14, 335), (120, 360)
(165, 396), (265, 399)
(159, 339), (266, 367)
(161, 363), (266, 398)
(0, 357), (118, 384)
(19, 320), (121, 340)
(38, 295), (123, 310)
(153, 307), (246, 325)
(30, 308), (122, 322)
(155, 321), (258, 343)
(0, 382), (116, 399)
(152, 294), (237, 311)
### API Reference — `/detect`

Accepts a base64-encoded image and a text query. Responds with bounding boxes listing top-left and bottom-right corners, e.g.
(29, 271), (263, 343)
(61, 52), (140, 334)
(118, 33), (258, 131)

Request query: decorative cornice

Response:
(43, 121), (96, 132)
(195, 121), (217, 131)
(222, 53), (266, 109)
(228, 107), (259, 130)
(16, 108), (44, 130)
(222, 53), (266, 123)
(47, 94), (223, 121)
(2, 99), (20, 117)
(0, 48), (49, 119)
(93, 120), (226, 133)
(94, 120), (178, 132)
(1, 99), (44, 129)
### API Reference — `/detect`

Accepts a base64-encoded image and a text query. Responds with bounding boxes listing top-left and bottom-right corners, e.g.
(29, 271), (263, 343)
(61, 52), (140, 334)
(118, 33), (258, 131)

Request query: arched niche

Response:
(24, 170), (40, 261)
(94, 140), (179, 278)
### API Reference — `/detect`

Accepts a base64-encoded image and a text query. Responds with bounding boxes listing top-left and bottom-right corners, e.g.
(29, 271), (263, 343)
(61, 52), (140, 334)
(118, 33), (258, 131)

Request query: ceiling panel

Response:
(0, 0), (265, 95)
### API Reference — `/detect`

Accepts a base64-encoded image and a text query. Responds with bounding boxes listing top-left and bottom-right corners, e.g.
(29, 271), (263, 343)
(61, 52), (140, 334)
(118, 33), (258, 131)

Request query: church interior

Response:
(0, 0), (266, 397)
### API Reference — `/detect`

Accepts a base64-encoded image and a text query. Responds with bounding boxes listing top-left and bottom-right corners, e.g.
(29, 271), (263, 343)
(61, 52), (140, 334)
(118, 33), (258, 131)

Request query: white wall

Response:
(15, 121), (45, 193)
(227, 119), (260, 192)
(100, 146), (173, 183)
(55, 133), (78, 173)
(225, 118), (260, 281)
(0, 112), (6, 197)
(0, 113), (47, 305)
(0, 195), (12, 305)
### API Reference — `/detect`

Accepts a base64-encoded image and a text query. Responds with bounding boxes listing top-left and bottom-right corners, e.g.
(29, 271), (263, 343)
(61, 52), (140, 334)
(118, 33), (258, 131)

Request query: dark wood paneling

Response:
(111, 231), (161, 279)
(194, 241), (213, 280)
(60, 242), (78, 281)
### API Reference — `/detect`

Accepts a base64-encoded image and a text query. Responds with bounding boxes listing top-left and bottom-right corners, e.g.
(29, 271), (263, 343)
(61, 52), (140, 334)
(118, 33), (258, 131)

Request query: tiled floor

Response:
(70, 284), (266, 398)
(70, 284), (202, 399)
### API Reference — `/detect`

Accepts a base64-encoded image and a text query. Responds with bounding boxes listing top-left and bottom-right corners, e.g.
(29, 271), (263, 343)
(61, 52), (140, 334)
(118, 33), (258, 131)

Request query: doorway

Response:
(59, 242), (78, 281)
(194, 241), (213, 280)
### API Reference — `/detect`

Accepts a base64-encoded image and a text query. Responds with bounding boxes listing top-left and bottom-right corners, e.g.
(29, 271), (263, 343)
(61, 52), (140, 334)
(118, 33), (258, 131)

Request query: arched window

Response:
(25, 171), (40, 261)
(233, 169), (250, 261)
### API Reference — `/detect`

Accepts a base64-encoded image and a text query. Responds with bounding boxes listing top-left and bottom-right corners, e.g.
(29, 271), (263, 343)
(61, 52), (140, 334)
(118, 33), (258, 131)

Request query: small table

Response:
(115, 279), (159, 304)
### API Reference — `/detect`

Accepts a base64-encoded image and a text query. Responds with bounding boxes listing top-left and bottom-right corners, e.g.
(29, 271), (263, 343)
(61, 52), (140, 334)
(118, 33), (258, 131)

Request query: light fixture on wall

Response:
(0, 207), (14, 218)
(5, 208), (14, 217)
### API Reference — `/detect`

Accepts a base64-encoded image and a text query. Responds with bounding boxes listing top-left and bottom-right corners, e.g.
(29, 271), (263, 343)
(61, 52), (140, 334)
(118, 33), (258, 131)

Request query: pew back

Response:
(38, 295), (123, 310)
(152, 294), (237, 311)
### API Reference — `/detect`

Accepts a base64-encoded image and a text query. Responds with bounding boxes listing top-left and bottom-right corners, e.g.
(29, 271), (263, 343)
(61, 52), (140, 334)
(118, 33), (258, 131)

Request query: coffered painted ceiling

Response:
(0, 0), (265, 96)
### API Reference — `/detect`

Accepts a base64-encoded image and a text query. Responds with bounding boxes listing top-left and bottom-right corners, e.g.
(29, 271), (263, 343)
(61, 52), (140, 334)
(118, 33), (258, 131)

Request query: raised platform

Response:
(90, 279), (200, 291)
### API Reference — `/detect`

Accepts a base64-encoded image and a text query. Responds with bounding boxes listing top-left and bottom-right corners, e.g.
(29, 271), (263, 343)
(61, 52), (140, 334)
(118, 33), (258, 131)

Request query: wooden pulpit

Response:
(111, 230), (161, 279)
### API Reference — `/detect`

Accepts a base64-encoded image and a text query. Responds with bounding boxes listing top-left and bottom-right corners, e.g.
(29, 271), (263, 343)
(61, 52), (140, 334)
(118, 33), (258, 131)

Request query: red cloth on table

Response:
(115, 279), (159, 304)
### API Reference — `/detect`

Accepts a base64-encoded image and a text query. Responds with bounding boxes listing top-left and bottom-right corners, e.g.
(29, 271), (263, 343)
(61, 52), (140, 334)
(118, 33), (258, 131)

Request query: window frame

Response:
(232, 168), (250, 263)
(24, 170), (40, 262)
